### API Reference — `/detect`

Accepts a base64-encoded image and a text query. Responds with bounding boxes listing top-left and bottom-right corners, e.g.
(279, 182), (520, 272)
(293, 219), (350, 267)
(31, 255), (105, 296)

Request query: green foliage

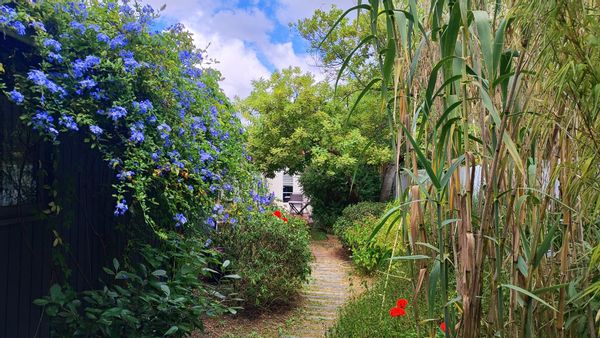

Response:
(241, 67), (390, 228)
(34, 239), (235, 337)
(329, 266), (443, 338)
(214, 211), (312, 309)
(333, 202), (397, 273)
(300, 164), (381, 228)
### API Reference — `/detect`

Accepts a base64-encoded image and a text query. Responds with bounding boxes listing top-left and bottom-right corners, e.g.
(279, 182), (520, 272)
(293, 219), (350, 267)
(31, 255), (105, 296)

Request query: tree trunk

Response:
(379, 163), (395, 202)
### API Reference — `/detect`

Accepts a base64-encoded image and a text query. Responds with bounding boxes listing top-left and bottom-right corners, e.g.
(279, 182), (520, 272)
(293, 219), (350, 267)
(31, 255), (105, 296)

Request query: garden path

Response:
(284, 235), (363, 338)
(201, 235), (365, 337)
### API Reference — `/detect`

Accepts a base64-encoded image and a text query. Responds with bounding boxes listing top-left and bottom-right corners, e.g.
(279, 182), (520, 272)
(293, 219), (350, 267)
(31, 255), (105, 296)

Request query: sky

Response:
(142, 0), (354, 99)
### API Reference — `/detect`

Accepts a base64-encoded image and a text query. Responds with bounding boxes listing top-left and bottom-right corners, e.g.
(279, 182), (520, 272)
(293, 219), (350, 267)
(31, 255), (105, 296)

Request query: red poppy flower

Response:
(282, 217), (288, 222)
(389, 307), (406, 317)
(272, 210), (282, 218)
(440, 322), (446, 332)
(396, 298), (408, 308)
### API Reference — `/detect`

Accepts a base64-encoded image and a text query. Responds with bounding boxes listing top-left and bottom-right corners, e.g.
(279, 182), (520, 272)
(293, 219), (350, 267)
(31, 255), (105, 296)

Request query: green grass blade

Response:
(501, 284), (558, 312)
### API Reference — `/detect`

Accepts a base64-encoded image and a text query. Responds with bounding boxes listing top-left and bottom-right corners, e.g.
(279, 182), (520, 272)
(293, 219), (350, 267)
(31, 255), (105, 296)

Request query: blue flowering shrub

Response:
(0, 0), (307, 336)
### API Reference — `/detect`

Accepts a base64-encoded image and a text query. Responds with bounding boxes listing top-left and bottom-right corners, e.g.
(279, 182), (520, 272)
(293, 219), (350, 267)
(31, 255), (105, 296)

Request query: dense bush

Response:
(34, 239), (236, 337)
(333, 202), (397, 273)
(300, 164), (382, 228)
(214, 211), (312, 309)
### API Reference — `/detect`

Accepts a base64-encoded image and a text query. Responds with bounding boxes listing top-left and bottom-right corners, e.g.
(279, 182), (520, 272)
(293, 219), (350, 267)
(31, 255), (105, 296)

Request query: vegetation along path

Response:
(285, 235), (362, 338)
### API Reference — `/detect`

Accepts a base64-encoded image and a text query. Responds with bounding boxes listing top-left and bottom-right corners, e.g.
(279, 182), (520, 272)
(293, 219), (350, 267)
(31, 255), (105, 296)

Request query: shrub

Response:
(333, 202), (397, 273)
(300, 164), (381, 228)
(214, 211), (312, 309)
(35, 238), (237, 337)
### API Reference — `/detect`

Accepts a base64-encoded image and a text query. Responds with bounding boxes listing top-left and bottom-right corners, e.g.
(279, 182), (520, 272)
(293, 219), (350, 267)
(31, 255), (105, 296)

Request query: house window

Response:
(282, 174), (293, 202)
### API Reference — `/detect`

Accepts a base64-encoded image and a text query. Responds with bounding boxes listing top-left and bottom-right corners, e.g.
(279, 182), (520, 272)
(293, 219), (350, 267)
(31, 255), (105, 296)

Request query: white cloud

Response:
(275, 0), (355, 26)
(140, 0), (348, 98)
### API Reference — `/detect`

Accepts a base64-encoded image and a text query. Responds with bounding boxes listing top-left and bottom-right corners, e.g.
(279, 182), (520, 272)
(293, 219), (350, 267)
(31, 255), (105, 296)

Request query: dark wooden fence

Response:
(1, 34), (128, 338)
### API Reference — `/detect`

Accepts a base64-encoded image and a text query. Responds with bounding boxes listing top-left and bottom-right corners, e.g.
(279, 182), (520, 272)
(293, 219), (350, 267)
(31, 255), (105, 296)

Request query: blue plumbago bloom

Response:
(42, 38), (62, 52)
(209, 185), (218, 193)
(114, 199), (128, 216)
(116, 170), (134, 181)
(147, 115), (158, 124)
(133, 99), (153, 114)
(204, 238), (212, 248)
(259, 206), (265, 213)
(108, 158), (122, 168)
(119, 50), (134, 59)
(1, 5), (17, 24)
(173, 213), (187, 227)
(89, 125), (103, 136)
(97, 32), (110, 43)
(109, 34), (127, 49)
(167, 150), (180, 159)
(223, 183), (233, 192)
(73, 55), (101, 77)
(151, 152), (159, 162)
(213, 204), (224, 215)
(87, 24), (101, 32)
(47, 52), (63, 64)
(187, 185), (194, 192)
(32, 110), (54, 129)
(123, 21), (142, 33)
(229, 218), (237, 225)
(157, 123), (171, 139)
(199, 150), (213, 162)
(27, 70), (66, 95)
(59, 115), (79, 131)
(70, 21), (86, 34)
(123, 57), (141, 73)
(79, 78), (97, 90)
(247, 205), (253, 212)
(30, 21), (46, 31)
(90, 90), (105, 101)
(108, 106), (127, 121)
(8, 89), (24, 105)
(207, 217), (216, 228)
(11, 21), (26, 35)
(129, 126), (144, 144)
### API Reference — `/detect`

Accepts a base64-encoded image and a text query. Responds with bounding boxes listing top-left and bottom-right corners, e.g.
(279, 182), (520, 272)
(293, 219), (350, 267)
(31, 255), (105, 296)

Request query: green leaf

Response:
(336, 35), (376, 93)
(164, 326), (179, 336)
(501, 284), (557, 312)
(319, 4), (372, 48)
(440, 154), (465, 189)
(503, 131), (525, 176)
(223, 274), (241, 279)
(382, 37), (397, 86)
(400, 123), (441, 189)
(160, 284), (170, 298)
(113, 258), (120, 271)
(471, 11), (494, 79)
(390, 254), (431, 260)
(222, 260), (231, 268)
(152, 269), (167, 277)
(346, 78), (382, 122)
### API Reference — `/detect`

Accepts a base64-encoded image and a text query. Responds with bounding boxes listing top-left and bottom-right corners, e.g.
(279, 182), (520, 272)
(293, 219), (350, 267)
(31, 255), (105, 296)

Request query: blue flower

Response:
(129, 126), (144, 144)
(123, 21), (142, 33)
(11, 21), (26, 35)
(174, 213), (188, 227)
(133, 99), (153, 114)
(108, 106), (127, 121)
(97, 32), (110, 43)
(123, 57), (141, 73)
(70, 21), (86, 34)
(207, 217), (216, 228)
(151, 152), (160, 161)
(204, 238), (212, 247)
(59, 115), (79, 131)
(223, 183), (233, 192)
(8, 89), (24, 105)
(42, 38), (61, 52)
(89, 125), (103, 136)
(116, 170), (134, 181)
(114, 199), (128, 216)
(47, 52), (63, 64)
(0, 5), (16, 24)
(109, 34), (127, 49)
(157, 123), (171, 138)
(27, 70), (66, 96)
(213, 204), (224, 215)
(87, 24), (101, 32)
(29, 22), (46, 31)
(72, 55), (100, 78)
(79, 78), (97, 90)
